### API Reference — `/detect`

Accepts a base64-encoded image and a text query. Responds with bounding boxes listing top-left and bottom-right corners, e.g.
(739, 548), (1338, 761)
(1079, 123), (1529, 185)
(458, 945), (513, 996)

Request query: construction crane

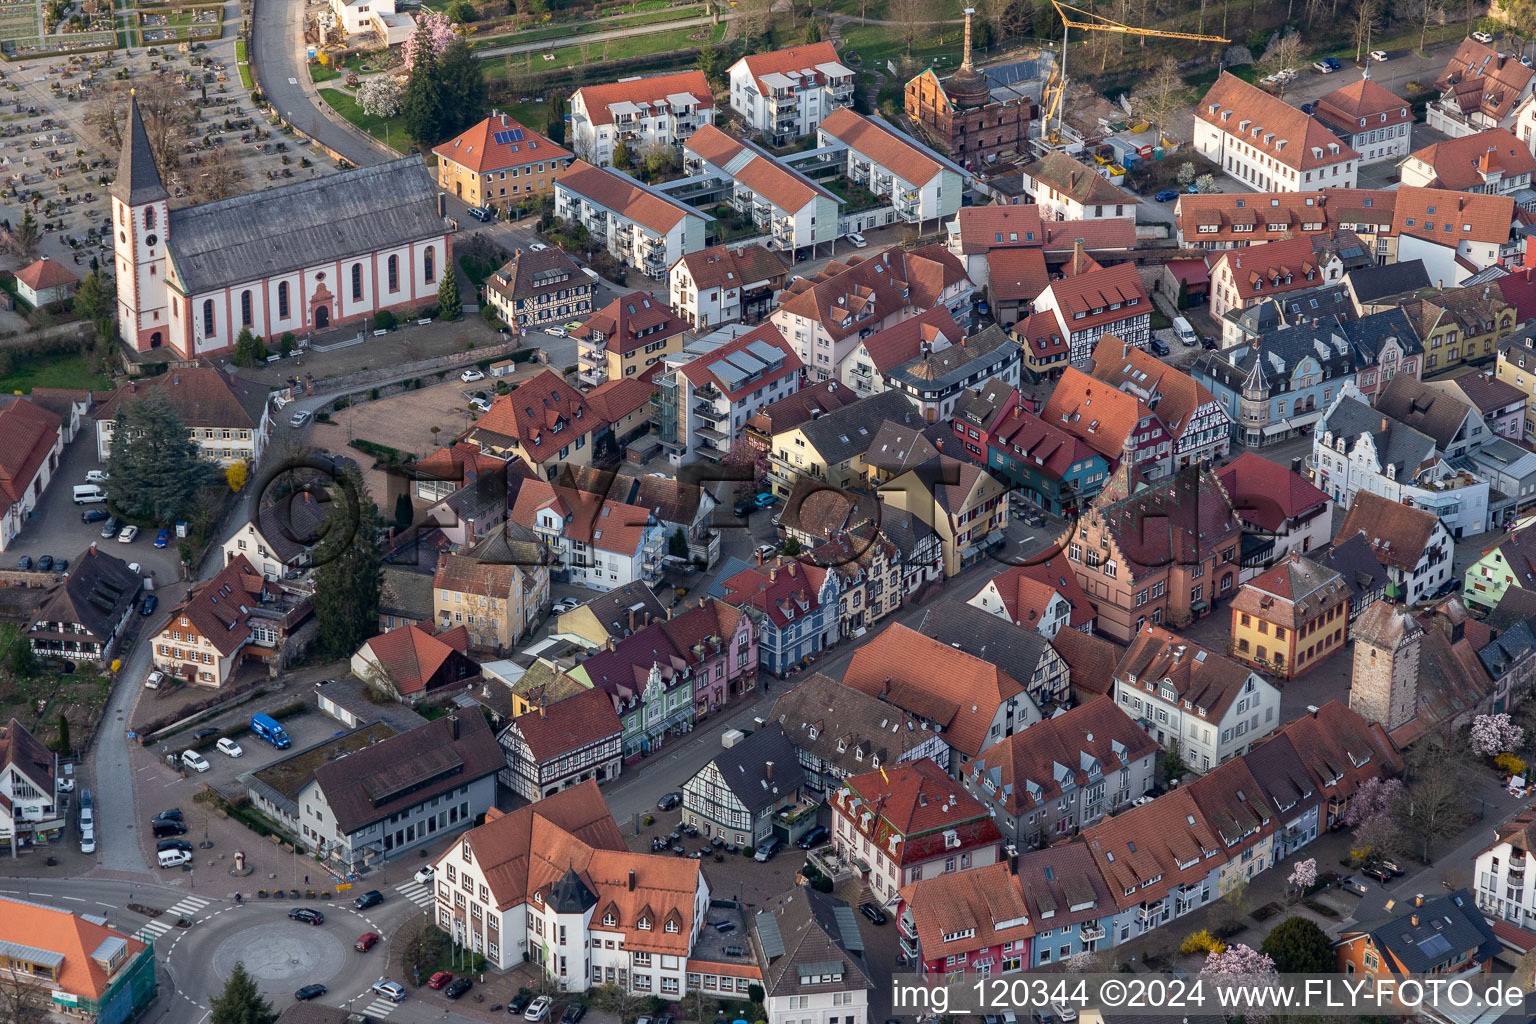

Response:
(1047, 0), (1228, 132)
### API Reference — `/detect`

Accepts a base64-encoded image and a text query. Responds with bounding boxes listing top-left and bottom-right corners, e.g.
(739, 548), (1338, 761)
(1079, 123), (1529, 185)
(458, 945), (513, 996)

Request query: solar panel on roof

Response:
(745, 339), (784, 363)
(492, 128), (526, 144)
(1416, 933), (1453, 960)
(724, 351), (765, 374)
(709, 360), (748, 387)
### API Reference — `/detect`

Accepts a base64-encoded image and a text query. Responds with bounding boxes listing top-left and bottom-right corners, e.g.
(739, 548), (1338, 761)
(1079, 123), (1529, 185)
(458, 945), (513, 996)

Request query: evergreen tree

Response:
(436, 38), (488, 139)
(546, 92), (566, 145)
(231, 327), (266, 367)
(669, 527), (689, 558)
(437, 265), (462, 320)
(105, 390), (216, 525)
(7, 628), (37, 679)
(394, 491), (414, 531)
(613, 140), (632, 168)
(9, 209), (40, 260)
(1259, 916), (1334, 973)
(401, 32), (447, 149)
(55, 714), (70, 755)
(74, 268), (116, 342)
(210, 962), (277, 1024)
(310, 468), (383, 662)
(782, 535), (801, 556)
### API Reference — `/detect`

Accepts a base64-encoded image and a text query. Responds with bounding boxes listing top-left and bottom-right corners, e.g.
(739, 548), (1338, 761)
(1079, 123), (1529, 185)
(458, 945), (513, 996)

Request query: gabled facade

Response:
(553, 161), (708, 278)
(1088, 335), (1232, 470)
(573, 291), (688, 387)
(682, 724), (809, 848)
(151, 554), (282, 688)
(954, 380), (1110, 515)
(1333, 491), (1455, 606)
(1032, 262), (1151, 367)
(467, 369), (605, 478)
(879, 455), (1009, 576)
(1020, 151), (1136, 222)
(897, 860), (1032, 981)
(668, 243), (789, 330)
(94, 365), (271, 467)
(1228, 554), (1350, 680)
(768, 672), (949, 790)
(1313, 75), (1414, 165)
(1194, 72), (1359, 191)
(432, 113), (572, 211)
(1336, 890), (1498, 982)
(0, 895), (156, 1024)
(570, 71), (715, 167)
(433, 551), (547, 655)
(683, 125), (842, 256)
(0, 397), (62, 553)
(1399, 127), (1536, 193)
(653, 322), (802, 465)
(816, 108), (966, 227)
(485, 246), (596, 332)
(0, 720), (62, 853)
(28, 546), (140, 662)
(1209, 231), (1366, 344)
(729, 43), (856, 143)
(507, 477), (663, 590)
(497, 687), (624, 802)
(1429, 39), (1536, 137)
(753, 887), (873, 1024)
(713, 557), (844, 674)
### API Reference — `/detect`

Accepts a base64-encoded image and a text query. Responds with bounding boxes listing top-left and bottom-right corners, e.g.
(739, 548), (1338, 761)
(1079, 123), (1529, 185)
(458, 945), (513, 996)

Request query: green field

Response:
(486, 21), (725, 75)
(319, 88), (403, 148)
(0, 352), (110, 395)
(469, 5), (706, 51)
(235, 37), (252, 89)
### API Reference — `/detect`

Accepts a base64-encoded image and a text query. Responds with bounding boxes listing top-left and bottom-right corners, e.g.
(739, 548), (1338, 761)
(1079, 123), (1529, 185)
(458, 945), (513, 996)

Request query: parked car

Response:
(100, 516), (120, 539)
(289, 410), (311, 428)
(525, 996), (554, 1022)
(353, 890), (384, 910)
(295, 985), (327, 1001)
(860, 903), (888, 925)
(1474, 29), (1495, 42)
(414, 865), (435, 885)
(1360, 863), (1393, 883)
(1300, 101), (1317, 114)
(35, 555), (53, 572)
(552, 597), (581, 614)
(732, 500), (752, 517)
(194, 727), (220, 741)
(15, 555), (30, 571)
(468, 206), (493, 222)
(181, 750), (210, 773)
(847, 232), (868, 248)
(216, 738), (243, 757)
(1369, 49), (1389, 60)
(656, 792), (682, 811)
(561, 1004), (588, 1024)
(85, 470), (109, 483)
(545, 325), (568, 337)
(528, 242), (550, 252)
(354, 932), (380, 952)
(1375, 858), (1405, 877)
(460, 368), (486, 383)
(81, 509), (109, 523)
(153, 809), (184, 823)
(445, 978), (474, 1000)
(754, 838), (783, 862)
(1339, 876), (1370, 896)
(756, 543), (778, 561)
(428, 971), (453, 990)
(564, 321), (583, 331)
(753, 492), (777, 508)
(145, 669), (165, 690)
(796, 825), (829, 849)
(470, 395), (492, 413)
(141, 594), (159, 616)
(1153, 189), (1179, 202)
(157, 839), (193, 853)
(1149, 338), (1170, 356)
(371, 980), (406, 1002)
(288, 908), (324, 925)
(508, 992), (534, 1014)
(152, 820), (188, 839)
(118, 525), (139, 544)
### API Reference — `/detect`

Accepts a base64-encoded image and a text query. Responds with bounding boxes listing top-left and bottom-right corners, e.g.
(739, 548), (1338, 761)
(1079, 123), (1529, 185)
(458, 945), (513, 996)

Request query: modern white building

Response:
(753, 887), (873, 1024)
(729, 43), (857, 144)
(816, 107), (966, 227)
(570, 71), (716, 167)
(1194, 72), (1359, 191)
(1112, 625), (1282, 773)
(668, 243), (789, 330)
(682, 125), (841, 256)
(430, 780), (712, 990)
(509, 478), (665, 590)
(653, 323), (803, 465)
(554, 160), (709, 278)
(1475, 807), (1536, 931)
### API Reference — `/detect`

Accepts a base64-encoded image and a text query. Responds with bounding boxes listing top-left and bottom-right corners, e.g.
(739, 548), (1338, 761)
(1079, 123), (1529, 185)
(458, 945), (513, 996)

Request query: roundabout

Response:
(209, 920), (350, 991)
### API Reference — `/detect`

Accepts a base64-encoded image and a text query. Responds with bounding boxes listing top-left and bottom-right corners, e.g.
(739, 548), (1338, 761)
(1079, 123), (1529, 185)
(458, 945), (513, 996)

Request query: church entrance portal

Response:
(149, 331), (162, 348)
(315, 306), (330, 329)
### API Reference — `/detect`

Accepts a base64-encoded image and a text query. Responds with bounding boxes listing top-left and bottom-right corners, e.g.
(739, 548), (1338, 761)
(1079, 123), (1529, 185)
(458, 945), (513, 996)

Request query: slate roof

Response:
(769, 672), (936, 775)
(754, 886), (873, 999)
(30, 546), (139, 647)
(1348, 889), (1498, 976)
(863, 421), (939, 477)
(917, 601), (1056, 695)
(704, 722), (803, 814)
(312, 713), (504, 834)
(784, 388), (919, 466)
(0, 719), (53, 795)
(1345, 260), (1433, 304)
(166, 158), (442, 294)
(1321, 396), (1437, 482)
(380, 566), (435, 623)
(1375, 375), (1473, 451)
(486, 247), (590, 306)
(1320, 532), (1392, 611)
(111, 97), (168, 205)
(1447, 371), (1525, 415)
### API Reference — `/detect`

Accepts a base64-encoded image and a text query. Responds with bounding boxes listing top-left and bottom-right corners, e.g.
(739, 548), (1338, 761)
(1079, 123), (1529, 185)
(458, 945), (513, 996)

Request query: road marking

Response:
(393, 880), (435, 908)
(60, 895), (85, 902)
(287, 77), (297, 84)
(96, 902), (114, 908)
(362, 999), (399, 1017)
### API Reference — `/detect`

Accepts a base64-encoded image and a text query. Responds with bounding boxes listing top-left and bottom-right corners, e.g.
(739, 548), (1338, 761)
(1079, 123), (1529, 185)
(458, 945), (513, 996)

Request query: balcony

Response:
(776, 798), (820, 826)
(578, 367), (607, 387)
(1079, 922), (1106, 941)
(1137, 902), (1164, 924)
(694, 403), (727, 425)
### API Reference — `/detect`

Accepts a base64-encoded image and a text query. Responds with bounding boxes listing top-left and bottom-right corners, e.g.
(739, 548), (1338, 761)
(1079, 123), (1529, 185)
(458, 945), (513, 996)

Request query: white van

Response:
(79, 826), (95, 854)
(158, 848), (191, 868)
(1173, 316), (1198, 346)
(72, 484), (107, 505)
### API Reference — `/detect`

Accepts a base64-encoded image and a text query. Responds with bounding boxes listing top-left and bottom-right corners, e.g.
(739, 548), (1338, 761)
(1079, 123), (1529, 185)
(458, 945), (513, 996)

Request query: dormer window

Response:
(638, 917), (651, 930)
(603, 913), (616, 927)
(665, 920), (679, 933)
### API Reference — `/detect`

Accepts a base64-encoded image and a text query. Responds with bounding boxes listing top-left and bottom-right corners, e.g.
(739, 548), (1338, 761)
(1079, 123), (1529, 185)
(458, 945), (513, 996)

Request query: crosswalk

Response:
(134, 894), (210, 943)
(360, 996), (402, 1018)
(393, 880), (434, 909)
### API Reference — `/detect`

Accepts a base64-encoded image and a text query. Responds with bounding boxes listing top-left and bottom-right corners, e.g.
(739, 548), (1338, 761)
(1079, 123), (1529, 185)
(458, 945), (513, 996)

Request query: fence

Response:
(310, 336), (522, 395)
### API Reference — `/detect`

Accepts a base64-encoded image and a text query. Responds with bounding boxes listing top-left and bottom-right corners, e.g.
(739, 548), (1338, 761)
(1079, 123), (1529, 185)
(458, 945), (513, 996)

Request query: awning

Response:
(983, 530), (1006, 547)
(1289, 410), (1323, 428)
(1261, 421), (1290, 437)
(1190, 600), (1210, 612)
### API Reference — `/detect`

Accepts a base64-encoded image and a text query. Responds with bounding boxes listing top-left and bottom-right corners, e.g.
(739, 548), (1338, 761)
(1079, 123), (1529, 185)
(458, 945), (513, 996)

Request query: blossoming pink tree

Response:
(1202, 943), (1278, 979)
(402, 12), (458, 73)
(1287, 857), (1317, 894)
(1471, 712), (1524, 758)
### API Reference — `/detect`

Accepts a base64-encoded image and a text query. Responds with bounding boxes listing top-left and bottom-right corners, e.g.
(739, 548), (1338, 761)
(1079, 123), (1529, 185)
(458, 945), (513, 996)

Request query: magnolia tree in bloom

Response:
(1471, 713), (1524, 758)
(1202, 943), (1278, 979)
(1342, 776), (1404, 828)
(402, 11), (459, 73)
(1287, 858), (1317, 892)
(358, 77), (404, 118)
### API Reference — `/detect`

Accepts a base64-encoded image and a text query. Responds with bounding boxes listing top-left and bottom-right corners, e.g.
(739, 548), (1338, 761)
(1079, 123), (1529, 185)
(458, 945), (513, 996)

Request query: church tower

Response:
(111, 95), (170, 352)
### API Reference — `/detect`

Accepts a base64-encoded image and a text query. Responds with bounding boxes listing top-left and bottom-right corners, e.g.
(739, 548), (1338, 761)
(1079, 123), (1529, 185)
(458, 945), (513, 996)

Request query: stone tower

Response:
(1349, 599), (1422, 732)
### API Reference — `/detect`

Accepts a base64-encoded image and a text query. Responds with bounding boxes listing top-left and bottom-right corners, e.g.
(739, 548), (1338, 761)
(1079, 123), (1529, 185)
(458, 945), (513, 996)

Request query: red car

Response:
(428, 971), (453, 990)
(354, 932), (379, 952)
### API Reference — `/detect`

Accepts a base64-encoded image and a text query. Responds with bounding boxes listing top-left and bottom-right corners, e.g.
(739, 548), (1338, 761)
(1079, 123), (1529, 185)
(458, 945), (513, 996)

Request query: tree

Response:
(639, 140), (676, 178)
(1287, 857), (1317, 894)
(210, 962), (277, 1024)
(805, 18), (822, 42)
(436, 38), (488, 139)
(1176, 162), (1197, 186)
(401, 921), (448, 981)
(1400, 759), (1471, 862)
(191, 145), (246, 203)
(54, 713), (70, 755)
(0, 970), (48, 1024)
(1201, 942), (1277, 979)
(401, 28), (448, 148)
(437, 264), (462, 320)
(887, 0), (936, 55)
(669, 527), (689, 558)
(732, 0), (776, 40)
(1403, 0), (1448, 50)
(1215, 876), (1249, 934)
(1194, 173), (1217, 193)
(309, 467), (383, 661)
(613, 140), (632, 169)
(232, 327), (267, 367)
(1258, 30), (1304, 97)
(85, 82), (126, 151)
(402, 10), (459, 73)
(394, 491), (415, 531)
(596, 982), (648, 1024)
(782, 534), (801, 556)
(1129, 58), (1185, 141)
(7, 628), (38, 680)
(1260, 916), (1334, 973)
(545, 91), (567, 145)
(5, 209), (40, 261)
(106, 389), (217, 525)
(446, 0), (477, 19)
(1472, 712), (1524, 756)
(358, 76), (405, 119)
(226, 462), (249, 493)
(1352, 0), (1386, 62)
(74, 267), (116, 346)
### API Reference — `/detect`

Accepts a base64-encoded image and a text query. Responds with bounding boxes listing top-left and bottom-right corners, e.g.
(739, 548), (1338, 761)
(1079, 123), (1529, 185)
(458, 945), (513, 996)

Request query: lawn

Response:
(468, 5), (706, 51)
(310, 62), (341, 83)
(318, 88), (404, 149)
(235, 38), (252, 89)
(0, 352), (110, 394)
(837, 22), (965, 75)
(484, 21), (725, 75)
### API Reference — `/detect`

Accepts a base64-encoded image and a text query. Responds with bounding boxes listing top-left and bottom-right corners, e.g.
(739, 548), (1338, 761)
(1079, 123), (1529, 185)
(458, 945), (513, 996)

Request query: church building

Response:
(112, 97), (453, 359)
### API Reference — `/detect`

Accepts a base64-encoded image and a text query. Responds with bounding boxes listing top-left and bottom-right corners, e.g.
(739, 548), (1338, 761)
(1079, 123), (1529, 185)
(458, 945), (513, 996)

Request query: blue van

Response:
(250, 713), (292, 749)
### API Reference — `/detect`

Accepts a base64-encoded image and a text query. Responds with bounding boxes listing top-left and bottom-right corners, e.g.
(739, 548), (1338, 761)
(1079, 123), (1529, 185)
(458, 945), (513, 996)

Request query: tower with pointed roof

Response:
(111, 95), (171, 351)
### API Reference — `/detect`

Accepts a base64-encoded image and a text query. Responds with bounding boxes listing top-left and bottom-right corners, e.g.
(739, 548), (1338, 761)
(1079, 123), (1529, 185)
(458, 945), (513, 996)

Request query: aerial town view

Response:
(13, 0), (1536, 1021)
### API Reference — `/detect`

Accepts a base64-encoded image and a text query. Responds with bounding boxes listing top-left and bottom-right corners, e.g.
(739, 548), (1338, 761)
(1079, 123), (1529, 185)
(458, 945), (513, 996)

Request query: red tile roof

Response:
(508, 477), (655, 556)
(986, 247), (1050, 304)
(1405, 128), (1536, 190)
(555, 160), (701, 235)
(572, 291), (687, 357)
(1393, 187), (1514, 246)
(1211, 233), (1329, 304)
(716, 557), (830, 629)
(1091, 465), (1244, 578)
(1039, 365), (1150, 461)
(361, 622), (472, 695)
(433, 113), (572, 173)
(572, 71), (714, 126)
(0, 398), (60, 511)
(735, 42), (845, 95)
(14, 255), (77, 291)
(472, 369), (603, 467)
(1084, 784), (1225, 907)
(1314, 77), (1412, 130)
(0, 895), (149, 999)
(1435, 38), (1534, 122)
(819, 107), (942, 185)
(1038, 261), (1149, 334)
(1118, 624), (1256, 721)
(899, 862), (1033, 961)
(1015, 309), (1069, 362)
(584, 377), (654, 424)
(1040, 218), (1138, 254)
(984, 402), (1101, 484)
(856, 306), (965, 372)
(679, 322), (802, 400)
(1049, 625), (1121, 697)
(951, 205), (1043, 255)
(670, 243), (788, 291)
(842, 623), (1027, 758)
(685, 124), (836, 212)
(165, 554), (279, 657)
(1216, 451), (1331, 533)
(837, 759), (1001, 866)
(975, 557), (1097, 631)
(1496, 266), (1536, 322)
(1089, 335), (1218, 442)
(774, 246), (970, 341)
(1196, 72), (1361, 171)
(508, 686), (621, 762)
(1333, 491), (1443, 572)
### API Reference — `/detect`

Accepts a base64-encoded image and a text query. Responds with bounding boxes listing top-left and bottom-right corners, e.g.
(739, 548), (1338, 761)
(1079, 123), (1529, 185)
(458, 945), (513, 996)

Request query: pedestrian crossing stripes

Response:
(362, 999), (400, 1017)
(393, 881), (434, 908)
(133, 895), (211, 943)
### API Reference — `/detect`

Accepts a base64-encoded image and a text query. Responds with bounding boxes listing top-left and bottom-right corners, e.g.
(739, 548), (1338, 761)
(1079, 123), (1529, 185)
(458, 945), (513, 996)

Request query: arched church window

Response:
(203, 299), (215, 337)
(278, 281), (290, 318)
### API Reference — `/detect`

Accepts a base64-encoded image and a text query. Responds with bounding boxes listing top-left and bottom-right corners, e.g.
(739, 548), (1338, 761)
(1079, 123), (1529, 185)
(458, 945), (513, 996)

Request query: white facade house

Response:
(328, 0), (416, 43)
(682, 126), (841, 256)
(0, 719), (62, 854)
(570, 71), (716, 168)
(554, 161), (708, 278)
(0, 398), (62, 555)
(510, 478), (665, 590)
(654, 323), (803, 465)
(429, 781), (712, 991)
(1428, 39), (1536, 139)
(1475, 809), (1536, 932)
(754, 887), (873, 1024)
(1312, 76), (1415, 166)
(729, 43), (857, 144)
(668, 244), (788, 330)
(1194, 73), (1359, 192)
(816, 107), (966, 227)
(93, 365), (271, 468)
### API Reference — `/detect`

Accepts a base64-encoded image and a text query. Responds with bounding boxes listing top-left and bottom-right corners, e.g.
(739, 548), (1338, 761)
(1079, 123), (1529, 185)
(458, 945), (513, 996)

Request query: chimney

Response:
(757, 548), (765, 566)
(1411, 913), (1420, 927)
(1291, 456), (1302, 474)
(1073, 238), (1085, 274)
(607, 636), (617, 652)
(437, 191), (446, 218)
(1414, 893), (1425, 908)
(960, 7), (976, 69)
(539, 703), (547, 718)
(629, 607), (637, 631)
(765, 761), (774, 781)
(449, 714), (459, 739)
(882, 676), (892, 695)
(628, 870), (636, 891)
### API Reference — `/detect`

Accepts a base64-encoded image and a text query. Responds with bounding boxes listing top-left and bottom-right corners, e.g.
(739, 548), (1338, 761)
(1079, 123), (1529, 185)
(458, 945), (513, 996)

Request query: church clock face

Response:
(144, 234), (158, 248)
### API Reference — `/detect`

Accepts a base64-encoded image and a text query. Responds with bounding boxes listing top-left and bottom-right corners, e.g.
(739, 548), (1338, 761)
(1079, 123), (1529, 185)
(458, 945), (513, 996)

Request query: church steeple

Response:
(111, 94), (169, 206)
